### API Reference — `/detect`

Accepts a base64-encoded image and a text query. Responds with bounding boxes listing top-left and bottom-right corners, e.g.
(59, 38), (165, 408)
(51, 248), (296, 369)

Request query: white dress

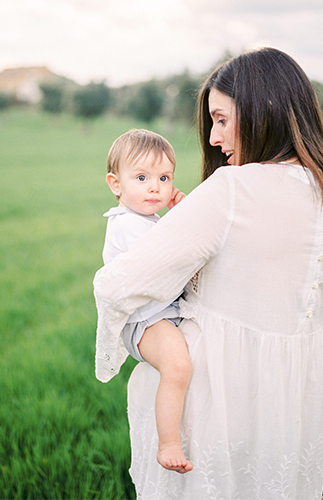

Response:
(93, 163), (323, 499)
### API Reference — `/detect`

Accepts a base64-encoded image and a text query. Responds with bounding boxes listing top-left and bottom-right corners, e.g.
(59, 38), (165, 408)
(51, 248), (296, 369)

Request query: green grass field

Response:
(0, 109), (201, 500)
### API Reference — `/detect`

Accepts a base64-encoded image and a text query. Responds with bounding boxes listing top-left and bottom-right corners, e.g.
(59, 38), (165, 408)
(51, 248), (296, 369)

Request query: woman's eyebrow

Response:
(209, 107), (225, 117)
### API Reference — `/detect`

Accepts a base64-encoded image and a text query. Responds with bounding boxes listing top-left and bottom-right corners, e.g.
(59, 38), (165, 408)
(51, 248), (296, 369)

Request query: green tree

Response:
(172, 71), (200, 123)
(0, 92), (12, 110)
(73, 82), (111, 119)
(129, 81), (164, 122)
(312, 80), (323, 115)
(39, 83), (64, 113)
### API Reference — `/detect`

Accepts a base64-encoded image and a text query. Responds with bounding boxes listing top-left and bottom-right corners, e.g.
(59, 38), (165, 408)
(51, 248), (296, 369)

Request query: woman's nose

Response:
(209, 125), (223, 147)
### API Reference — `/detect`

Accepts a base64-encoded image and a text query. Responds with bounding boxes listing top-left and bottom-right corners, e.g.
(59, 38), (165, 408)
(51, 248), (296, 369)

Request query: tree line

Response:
(1, 56), (323, 125)
(0, 69), (203, 125)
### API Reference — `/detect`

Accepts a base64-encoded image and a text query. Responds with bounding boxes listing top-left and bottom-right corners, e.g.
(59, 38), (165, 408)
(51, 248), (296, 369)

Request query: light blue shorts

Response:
(121, 301), (181, 362)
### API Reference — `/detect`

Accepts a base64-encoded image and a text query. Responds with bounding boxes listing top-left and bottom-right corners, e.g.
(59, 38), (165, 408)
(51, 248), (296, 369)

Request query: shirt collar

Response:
(103, 206), (160, 222)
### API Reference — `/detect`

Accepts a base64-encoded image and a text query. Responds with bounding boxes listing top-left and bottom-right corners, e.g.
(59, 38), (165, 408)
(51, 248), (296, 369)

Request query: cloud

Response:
(0, 0), (323, 85)
(176, 0), (323, 82)
(183, 0), (323, 13)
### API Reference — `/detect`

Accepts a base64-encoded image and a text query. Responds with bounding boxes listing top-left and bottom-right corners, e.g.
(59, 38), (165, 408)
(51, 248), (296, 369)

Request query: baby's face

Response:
(113, 151), (175, 216)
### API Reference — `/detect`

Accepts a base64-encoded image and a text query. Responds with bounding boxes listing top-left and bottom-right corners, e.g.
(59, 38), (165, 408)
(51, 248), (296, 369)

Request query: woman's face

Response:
(208, 88), (239, 165)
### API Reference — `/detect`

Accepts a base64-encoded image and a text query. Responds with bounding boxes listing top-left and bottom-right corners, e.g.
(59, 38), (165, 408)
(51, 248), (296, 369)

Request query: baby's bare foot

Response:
(157, 444), (193, 474)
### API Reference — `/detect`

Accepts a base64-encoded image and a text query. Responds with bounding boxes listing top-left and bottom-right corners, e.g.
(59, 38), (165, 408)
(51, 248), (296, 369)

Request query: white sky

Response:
(1, 0), (323, 86)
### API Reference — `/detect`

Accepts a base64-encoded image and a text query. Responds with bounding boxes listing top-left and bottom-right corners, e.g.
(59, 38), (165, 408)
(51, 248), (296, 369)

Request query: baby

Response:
(102, 129), (193, 473)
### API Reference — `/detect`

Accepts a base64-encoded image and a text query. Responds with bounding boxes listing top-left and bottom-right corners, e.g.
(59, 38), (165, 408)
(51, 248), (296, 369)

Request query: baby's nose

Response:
(149, 180), (159, 192)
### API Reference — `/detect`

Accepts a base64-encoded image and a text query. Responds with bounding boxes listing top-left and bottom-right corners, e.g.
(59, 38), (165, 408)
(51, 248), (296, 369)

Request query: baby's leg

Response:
(138, 320), (193, 473)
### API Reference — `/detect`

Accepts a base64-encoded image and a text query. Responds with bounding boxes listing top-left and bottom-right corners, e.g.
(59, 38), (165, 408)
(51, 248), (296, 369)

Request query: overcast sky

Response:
(1, 0), (323, 87)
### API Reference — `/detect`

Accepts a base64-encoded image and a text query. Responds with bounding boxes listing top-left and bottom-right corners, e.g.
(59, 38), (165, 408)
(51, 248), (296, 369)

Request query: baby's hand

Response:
(167, 187), (186, 210)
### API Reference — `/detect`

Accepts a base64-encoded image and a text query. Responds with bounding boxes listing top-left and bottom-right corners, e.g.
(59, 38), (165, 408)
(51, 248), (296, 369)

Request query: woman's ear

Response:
(106, 172), (121, 197)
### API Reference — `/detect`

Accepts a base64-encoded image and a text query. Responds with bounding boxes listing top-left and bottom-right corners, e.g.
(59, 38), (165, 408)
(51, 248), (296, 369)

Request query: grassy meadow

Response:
(0, 109), (201, 500)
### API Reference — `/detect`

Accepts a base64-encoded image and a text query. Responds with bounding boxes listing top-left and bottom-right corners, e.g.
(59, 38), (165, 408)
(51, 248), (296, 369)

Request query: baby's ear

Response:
(106, 173), (121, 197)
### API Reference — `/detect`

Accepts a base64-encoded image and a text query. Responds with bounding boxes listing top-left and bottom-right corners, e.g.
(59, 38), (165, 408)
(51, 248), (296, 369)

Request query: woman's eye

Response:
(160, 175), (168, 182)
(218, 118), (225, 125)
(137, 175), (146, 181)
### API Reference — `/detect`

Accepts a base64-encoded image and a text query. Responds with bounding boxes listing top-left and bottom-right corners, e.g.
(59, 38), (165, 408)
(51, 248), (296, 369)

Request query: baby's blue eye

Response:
(138, 175), (146, 181)
(160, 175), (168, 182)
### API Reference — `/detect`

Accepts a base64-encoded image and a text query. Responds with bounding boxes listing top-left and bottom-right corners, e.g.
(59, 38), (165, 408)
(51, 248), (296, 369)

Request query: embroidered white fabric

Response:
(93, 163), (323, 499)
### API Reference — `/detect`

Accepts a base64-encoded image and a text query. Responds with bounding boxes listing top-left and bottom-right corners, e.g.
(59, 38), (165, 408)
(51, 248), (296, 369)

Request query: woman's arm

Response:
(94, 167), (235, 382)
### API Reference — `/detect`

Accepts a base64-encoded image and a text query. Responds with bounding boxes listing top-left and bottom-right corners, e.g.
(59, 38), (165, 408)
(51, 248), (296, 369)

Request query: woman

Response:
(94, 47), (323, 499)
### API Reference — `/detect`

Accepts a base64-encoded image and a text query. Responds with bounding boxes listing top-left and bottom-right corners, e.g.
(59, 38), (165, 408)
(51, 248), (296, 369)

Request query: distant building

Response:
(0, 66), (77, 103)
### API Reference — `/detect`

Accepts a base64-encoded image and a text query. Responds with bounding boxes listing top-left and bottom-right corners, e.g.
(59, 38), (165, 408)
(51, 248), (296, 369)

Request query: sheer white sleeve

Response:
(93, 167), (235, 382)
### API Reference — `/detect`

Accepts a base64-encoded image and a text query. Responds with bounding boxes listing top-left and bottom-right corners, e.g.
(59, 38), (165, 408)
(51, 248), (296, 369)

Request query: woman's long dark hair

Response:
(197, 47), (323, 193)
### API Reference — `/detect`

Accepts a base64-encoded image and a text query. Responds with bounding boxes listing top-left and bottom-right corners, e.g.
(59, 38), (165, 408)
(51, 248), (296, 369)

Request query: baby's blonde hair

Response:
(107, 129), (176, 173)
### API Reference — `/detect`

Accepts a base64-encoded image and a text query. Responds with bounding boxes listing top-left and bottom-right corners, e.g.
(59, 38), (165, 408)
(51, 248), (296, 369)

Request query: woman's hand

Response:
(167, 187), (186, 210)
